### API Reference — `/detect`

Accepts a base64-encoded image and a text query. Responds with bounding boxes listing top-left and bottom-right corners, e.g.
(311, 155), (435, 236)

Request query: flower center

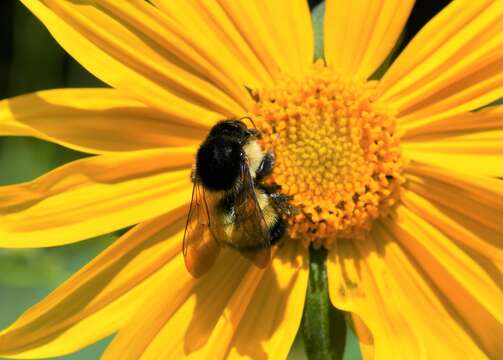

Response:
(249, 62), (403, 247)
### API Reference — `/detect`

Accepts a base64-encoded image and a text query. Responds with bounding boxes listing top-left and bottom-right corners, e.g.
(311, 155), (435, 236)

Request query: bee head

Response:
(208, 120), (250, 145)
(196, 136), (243, 192)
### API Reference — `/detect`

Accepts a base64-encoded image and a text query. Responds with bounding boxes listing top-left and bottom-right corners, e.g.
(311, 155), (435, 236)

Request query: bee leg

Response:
(269, 218), (285, 245)
(269, 193), (299, 217)
(255, 151), (275, 181)
(259, 183), (282, 194)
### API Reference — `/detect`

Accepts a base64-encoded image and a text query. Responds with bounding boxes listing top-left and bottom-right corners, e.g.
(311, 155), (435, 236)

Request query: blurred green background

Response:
(0, 1), (452, 359)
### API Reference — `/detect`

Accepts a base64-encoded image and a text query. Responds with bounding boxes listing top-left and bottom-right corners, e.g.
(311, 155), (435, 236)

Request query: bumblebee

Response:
(183, 119), (289, 277)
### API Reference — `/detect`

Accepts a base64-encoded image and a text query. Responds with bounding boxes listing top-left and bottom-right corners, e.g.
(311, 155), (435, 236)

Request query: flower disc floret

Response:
(250, 62), (404, 247)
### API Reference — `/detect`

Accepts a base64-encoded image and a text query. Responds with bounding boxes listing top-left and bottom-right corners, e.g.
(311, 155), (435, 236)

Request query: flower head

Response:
(0, 0), (502, 359)
(251, 62), (403, 245)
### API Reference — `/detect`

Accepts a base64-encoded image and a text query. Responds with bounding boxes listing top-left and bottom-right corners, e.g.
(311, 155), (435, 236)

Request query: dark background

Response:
(0, 1), (451, 359)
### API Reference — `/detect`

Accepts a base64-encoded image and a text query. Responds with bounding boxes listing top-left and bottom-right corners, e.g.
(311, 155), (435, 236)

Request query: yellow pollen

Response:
(250, 61), (403, 248)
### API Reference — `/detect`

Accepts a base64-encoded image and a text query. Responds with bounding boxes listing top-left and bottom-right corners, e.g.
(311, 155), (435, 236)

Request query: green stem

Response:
(302, 245), (346, 360)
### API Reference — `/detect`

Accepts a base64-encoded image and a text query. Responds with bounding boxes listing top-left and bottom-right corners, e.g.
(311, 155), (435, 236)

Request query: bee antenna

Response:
(239, 116), (257, 129)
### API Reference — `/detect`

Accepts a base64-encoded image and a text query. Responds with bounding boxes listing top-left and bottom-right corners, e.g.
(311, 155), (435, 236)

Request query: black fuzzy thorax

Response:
(195, 120), (250, 192)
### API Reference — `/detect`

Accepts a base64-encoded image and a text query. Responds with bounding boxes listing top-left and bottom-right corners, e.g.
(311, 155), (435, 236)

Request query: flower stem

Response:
(301, 245), (346, 360)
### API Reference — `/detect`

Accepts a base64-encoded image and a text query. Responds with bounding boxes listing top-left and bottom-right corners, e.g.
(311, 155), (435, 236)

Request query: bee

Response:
(183, 119), (289, 277)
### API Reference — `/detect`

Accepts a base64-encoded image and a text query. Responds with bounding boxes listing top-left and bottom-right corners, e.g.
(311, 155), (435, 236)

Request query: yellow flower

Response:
(0, 0), (502, 359)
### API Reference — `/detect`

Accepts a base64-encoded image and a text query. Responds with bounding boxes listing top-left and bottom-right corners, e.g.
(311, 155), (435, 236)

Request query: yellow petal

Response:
(327, 222), (488, 359)
(0, 209), (188, 359)
(405, 162), (503, 211)
(0, 147), (195, 247)
(403, 125), (503, 177)
(95, 0), (252, 109)
(324, 0), (414, 79)
(401, 188), (503, 269)
(20, 0), (243, 127)
(379, 0), (503, 124)
(0, 89), (207, 154)
(154, 0), (313, 81)
(226, 242), (308, 360)
(103, 242), (307, 360)
(385, 204), (503, 357)
(103, 248), (251, 360)
(151, 1), (271, 88)
(404, 167), (503, 264)
(401, 104), (503, 138)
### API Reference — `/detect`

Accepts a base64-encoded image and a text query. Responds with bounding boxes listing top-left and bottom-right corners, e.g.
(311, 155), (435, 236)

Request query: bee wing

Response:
(183, 180), (220, 277)
(231, 162), (271, 268)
